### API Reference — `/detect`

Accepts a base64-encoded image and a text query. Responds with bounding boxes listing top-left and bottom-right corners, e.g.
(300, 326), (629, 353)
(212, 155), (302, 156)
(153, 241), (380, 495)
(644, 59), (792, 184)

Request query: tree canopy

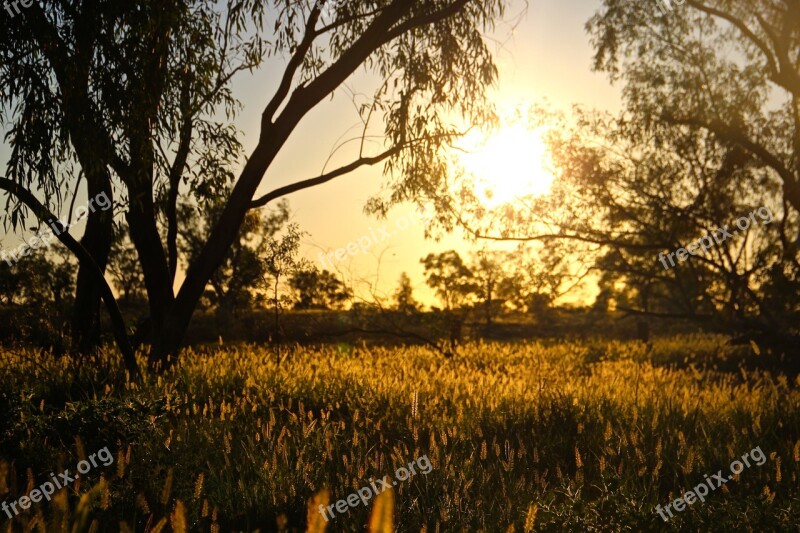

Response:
(0, 0), (514, 372)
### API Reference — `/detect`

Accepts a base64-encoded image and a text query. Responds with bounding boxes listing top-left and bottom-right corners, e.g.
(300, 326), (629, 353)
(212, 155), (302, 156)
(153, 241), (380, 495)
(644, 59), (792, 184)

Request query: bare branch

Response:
(249, 144), (403, 209)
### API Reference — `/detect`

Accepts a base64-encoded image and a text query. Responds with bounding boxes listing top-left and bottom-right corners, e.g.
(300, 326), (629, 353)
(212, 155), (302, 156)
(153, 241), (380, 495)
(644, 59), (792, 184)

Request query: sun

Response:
(458, 123), (554, 207)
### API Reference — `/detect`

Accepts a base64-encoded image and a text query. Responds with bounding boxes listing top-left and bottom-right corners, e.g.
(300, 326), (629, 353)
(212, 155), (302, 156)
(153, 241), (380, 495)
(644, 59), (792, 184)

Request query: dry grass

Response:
(0, 335), (798, 531)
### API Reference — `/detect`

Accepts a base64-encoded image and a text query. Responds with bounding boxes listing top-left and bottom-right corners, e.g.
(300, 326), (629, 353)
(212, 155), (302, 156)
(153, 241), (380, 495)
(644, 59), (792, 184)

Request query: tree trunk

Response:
(149, 124), (288, 365)
(71, 181), (114, 353)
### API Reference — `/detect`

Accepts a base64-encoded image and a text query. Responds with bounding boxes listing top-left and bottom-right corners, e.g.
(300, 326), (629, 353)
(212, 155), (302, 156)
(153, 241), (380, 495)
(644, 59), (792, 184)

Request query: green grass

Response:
(0, 335), (798, 531)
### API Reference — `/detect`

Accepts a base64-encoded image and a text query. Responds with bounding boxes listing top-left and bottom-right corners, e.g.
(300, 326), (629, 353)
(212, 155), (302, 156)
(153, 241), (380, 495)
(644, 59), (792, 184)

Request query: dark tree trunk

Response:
(71, 180), (114, 353)
(149, 124), (287, 365)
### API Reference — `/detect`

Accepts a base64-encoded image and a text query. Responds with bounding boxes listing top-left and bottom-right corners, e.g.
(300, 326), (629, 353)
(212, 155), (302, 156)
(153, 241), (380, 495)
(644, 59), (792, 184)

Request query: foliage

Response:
(108, 225), (147, 305)
(261, 221), (307, 314)
(579, 0), (800, 339)
(421, 250), (479, 310)
(0, 252), (76, 349)
(289, 268), (351, 311)
(180, 198), (291, 316)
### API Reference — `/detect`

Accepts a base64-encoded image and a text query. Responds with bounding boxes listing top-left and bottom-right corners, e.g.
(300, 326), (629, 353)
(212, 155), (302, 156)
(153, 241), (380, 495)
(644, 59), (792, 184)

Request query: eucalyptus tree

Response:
(0, 0), (513, 372)
(449, 1), (799, 345)
(585, 0), (800, 341)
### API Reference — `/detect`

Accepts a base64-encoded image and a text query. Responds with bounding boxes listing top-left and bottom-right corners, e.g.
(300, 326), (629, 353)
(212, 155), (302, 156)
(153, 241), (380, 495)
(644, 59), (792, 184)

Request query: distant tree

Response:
(0, 251), (75, 312)
(262, 223), (307, 344)
(470, 251), (504, 325)
(7, 252), (76, 309)
(181, 197), (291, 318)
(0, 251), (75, 313)
(393, 272), (420, 313)
(421, 250), (479, 311)
(493, 244), (578, 318)
(108, 226), (147, 306)
(290, 269), (351, 310)
(421, 250), (480, 353)
(0, 261), (22, 306)
(0, 251), (77, 350)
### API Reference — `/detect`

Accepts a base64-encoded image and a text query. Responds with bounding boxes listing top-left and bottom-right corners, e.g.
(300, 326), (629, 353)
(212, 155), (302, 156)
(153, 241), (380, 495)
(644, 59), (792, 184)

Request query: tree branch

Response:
(249, 144), (402, 209)
(685, 1), (781, 82)
(262, 5), (323, 124)
(0, 177), (140, 379)
(664, 114), (800, 213)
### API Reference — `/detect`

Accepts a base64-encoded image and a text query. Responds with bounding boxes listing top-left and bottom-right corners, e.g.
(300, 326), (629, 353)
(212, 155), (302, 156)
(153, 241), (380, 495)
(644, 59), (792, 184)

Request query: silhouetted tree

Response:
(581, 0), (799, 343)
(470, 251), (504, 325)
(393, 272), (420, 313)
(290, 269), (351, 310)
(447, 1), (800, 349)
(421, 250), (479, 311)
(108, 226), (147, 306)
(0, 0), (511, 372)
(0, 251), (76, 350)
(421, 250), (479, 352)
(262, 223), (307, 345)
(181, 196), (291, 318)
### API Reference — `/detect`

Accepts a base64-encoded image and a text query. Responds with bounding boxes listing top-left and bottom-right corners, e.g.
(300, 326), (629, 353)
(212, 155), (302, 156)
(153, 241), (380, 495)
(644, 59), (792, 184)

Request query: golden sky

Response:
(241, 0), (621, 305)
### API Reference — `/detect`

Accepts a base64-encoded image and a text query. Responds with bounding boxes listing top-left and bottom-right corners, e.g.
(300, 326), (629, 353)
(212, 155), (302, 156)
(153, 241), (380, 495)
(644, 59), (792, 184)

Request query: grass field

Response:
(1, 335), (799, 531)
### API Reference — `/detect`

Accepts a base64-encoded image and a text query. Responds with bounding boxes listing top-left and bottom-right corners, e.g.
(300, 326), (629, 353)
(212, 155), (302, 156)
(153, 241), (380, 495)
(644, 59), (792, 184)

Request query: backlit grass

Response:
(1, 335), (798, 531)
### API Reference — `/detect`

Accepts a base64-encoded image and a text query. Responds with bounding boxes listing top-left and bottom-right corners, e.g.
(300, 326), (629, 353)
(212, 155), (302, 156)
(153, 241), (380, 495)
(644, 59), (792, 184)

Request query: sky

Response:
(249, 0), (621, 305)
(0, 0), (621, 307)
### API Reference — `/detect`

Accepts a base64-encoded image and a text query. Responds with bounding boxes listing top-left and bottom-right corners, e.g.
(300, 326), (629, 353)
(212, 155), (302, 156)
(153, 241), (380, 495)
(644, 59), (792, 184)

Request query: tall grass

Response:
(0, 337), (798, 531)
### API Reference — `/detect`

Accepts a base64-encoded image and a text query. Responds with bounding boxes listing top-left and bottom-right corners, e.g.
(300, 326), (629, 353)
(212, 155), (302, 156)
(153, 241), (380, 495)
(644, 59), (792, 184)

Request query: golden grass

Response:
(0, 335), (798, 530)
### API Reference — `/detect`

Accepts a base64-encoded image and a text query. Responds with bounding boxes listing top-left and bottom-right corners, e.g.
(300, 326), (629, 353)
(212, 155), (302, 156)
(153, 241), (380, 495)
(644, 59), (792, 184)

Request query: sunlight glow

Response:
(458, 123), (554, 207)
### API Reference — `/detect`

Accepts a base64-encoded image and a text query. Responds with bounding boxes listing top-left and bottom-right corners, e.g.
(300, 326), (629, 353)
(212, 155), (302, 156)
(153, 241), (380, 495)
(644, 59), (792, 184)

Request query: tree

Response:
(180, 196), (291, 318)
(11, 252), (76, 309)
(0, 0), (511, 371)
(290, 269), (352, 310)
(108, 226), (147, 306)
(493, 243), (583, 317)
(0, 251), (77, 349)
(421, 250), (479, 351)
(0, 261), (22, 306)
(586, 0), (800, 212)
(421, 250), (479, 311)
(393, 272), (420, 313)
(262, 223), (306, 344)
(470, 250), (504, 325)
(445, 1), (800, 348)
(581, 0), (800, 342)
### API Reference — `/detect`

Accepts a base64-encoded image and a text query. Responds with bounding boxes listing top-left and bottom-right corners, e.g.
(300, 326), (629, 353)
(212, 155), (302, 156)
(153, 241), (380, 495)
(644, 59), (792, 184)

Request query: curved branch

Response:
(685, 1), (780, 82)
(249, 144), (402, 209)
(664, 115), (800, 213)
(0, 178), (140, 379)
